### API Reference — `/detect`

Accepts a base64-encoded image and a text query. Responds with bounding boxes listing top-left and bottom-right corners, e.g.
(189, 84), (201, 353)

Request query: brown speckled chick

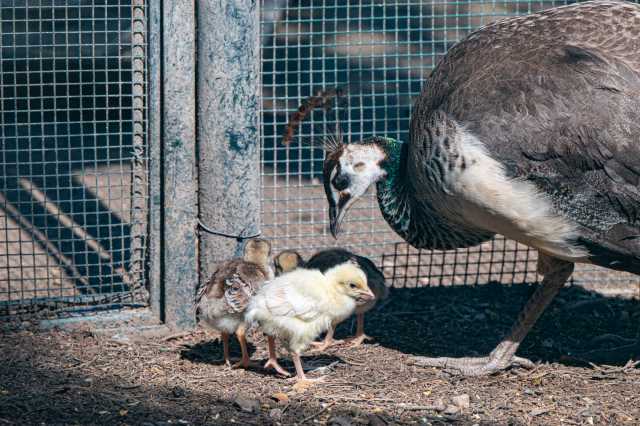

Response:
(196, 238), (273, 368)
(273, 248), (389, 350)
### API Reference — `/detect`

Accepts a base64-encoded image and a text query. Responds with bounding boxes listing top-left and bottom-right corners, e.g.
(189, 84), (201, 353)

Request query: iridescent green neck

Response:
(375, 138), (412, 238)
(374, 137), (495, 250)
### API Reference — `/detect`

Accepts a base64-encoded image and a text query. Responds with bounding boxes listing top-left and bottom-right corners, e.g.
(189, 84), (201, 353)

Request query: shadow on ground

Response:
(181, 339), (345, 378)
(333, 282), (640, 366)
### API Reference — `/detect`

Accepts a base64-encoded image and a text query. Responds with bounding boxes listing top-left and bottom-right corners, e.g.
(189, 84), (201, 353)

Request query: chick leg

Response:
(409, 254), (574, 376)
(291, 352), (323, 384)
(221, 332), (232, 367)
(231, 325), (251, 369)
(264, 335), (291, 377)
(310, 321), (344, 351)
(345, 313), (372, 347)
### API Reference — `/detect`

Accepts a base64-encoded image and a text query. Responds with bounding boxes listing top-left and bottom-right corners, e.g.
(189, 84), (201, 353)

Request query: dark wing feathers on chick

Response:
(195, 259), (270, 317)
(305, 248), (388, 299)
(412, 1), (640, 272)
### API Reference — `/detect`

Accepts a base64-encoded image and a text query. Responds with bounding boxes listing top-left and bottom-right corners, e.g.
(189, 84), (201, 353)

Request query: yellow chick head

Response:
(273, 250), (304, 276)
(326, 260), (374, 305)
(243, 238), (271, 265)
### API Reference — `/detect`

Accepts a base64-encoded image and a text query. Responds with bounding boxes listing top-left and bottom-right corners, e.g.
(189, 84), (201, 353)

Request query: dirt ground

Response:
(1, 283), (639, 425)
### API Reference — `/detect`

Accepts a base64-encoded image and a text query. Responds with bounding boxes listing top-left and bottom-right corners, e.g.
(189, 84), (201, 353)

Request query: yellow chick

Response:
(273, 248), (389, 350)
(195, 238), (273, 368)
(246, 261), (374, 383)
(273, 249), (304, 276)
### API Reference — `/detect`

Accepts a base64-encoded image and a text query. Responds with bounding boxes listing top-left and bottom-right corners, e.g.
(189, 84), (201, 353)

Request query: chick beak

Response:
(358, 289), (375, 304)
(329, 193), (351, 238)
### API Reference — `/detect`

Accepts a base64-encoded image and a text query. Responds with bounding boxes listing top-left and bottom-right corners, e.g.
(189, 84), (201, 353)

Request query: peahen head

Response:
(322, 135), (403, 237)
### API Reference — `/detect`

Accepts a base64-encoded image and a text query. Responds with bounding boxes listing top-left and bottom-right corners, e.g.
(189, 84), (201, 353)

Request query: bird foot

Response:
(408, 354), (535, 376)
(344, 333), (372, 347)
(231, 358), (254, 370)
(264, 358), (291, 377)
(309, 338), (344, 352)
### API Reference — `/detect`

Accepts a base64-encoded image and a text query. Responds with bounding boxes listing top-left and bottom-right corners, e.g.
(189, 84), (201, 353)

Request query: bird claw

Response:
(409, 354), (536, 376)
(344, 333), (372, 347)
(310, 338), (343, 352)
(264, 359), (291, 377)
(231, 358), (254, 370)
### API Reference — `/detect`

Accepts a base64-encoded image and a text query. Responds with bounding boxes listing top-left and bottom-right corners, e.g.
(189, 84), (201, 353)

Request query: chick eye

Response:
(349, 282), (358, 289)
(354, 162), (366, 172)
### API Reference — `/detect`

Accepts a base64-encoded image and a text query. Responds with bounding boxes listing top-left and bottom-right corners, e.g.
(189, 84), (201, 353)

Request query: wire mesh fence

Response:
(260, 0), (640, 297)
(1, 0), (638, 322)
(0, 0), (148, 319)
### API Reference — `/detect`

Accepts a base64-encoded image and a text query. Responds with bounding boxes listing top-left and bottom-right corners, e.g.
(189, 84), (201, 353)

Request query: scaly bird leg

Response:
(264, 335), (291, 377)
(410, 254), (574, 376)
(221, 332), (232, 367)
(310, 321), (344, 351)
(232, 325), (251, 369)
(345, 313), (372, 347)
(291, 352), (323, 386)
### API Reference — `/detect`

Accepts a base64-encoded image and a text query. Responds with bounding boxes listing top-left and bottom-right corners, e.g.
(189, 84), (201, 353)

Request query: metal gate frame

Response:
(145, 0), (261, 330)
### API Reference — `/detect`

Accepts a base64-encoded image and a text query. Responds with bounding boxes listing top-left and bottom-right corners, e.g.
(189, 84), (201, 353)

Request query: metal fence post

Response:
(197, 1), (261, 282)
(161, 0), (198, 329)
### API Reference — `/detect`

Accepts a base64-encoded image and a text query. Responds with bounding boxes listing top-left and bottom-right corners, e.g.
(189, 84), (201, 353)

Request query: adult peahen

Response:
(322, 0), (640, 376)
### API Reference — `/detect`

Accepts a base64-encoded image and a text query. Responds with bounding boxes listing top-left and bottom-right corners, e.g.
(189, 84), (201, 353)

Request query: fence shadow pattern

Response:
(0, 0), (148, 319)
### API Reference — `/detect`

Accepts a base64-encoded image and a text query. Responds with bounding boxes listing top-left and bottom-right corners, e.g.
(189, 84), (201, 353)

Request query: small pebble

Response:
(433, 399), (447, 412)
(452, 394), (470, 410)
(444, 405), (460, 415)
(234, 395), (260, 413)
(269, 408), (283, 420)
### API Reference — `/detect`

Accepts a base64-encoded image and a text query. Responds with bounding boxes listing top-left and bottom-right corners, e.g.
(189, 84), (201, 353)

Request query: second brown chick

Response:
(196, 238), (273, 368)
(273, 248), (389, 350)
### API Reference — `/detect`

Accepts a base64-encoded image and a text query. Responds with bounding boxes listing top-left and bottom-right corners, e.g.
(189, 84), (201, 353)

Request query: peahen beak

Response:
(329, 192), (351, 238)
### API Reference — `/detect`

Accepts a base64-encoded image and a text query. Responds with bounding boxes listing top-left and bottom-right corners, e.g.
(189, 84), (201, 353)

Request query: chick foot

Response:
(309, 337), (344, 351)
(264, 358), (291, 377)
(231, 357), (254, 370)
(309, 325), (342, 351)
(344, 333), (372, 347)
(291, 352), (324, 391)
(264, 335), (292, 376)
(231, 327), (252, 369)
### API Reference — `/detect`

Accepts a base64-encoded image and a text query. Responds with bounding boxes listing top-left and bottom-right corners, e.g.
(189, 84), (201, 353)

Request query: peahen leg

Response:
(410, 254), (574, 376)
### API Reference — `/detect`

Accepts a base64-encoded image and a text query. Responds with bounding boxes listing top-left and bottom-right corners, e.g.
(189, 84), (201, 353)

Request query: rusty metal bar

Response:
(197, 1), (262, 283)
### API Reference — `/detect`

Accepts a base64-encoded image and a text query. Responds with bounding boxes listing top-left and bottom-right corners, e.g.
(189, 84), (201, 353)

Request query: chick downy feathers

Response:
(195, 238), (273, 367)
(305, 248), (389, 315)
(273, 247), (389, 349)
(246, 261), (372, 354)
(273, 249), (305, 276)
